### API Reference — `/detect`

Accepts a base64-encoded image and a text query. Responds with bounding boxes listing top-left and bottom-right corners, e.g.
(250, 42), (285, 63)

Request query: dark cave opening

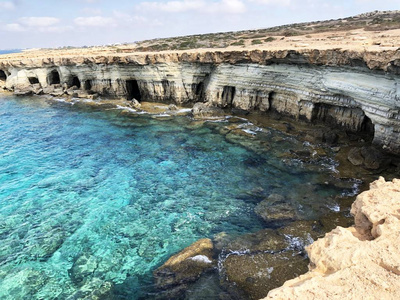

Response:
(268, 91), (276, 109)
(71, 76), (81, 89)
(126, 80), (141, 101)
(28, 77), (40, 84)
(0, 70), (7, 81)
(48, 70), (61, 85)
(84, 80), (92, 91)
(221, 86), (236, 105)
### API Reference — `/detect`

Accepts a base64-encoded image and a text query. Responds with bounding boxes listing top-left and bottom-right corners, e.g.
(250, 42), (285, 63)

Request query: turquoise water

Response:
(0, 95), (356, 299)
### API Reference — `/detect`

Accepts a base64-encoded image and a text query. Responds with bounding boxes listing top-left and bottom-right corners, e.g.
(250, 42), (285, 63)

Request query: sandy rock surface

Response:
(264, 177), (400, 300)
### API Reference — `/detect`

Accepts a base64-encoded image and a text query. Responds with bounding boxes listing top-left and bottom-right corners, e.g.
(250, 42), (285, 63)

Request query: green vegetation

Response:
(231, 40), (245, 46)
(251, 39), (263, 45)
(124, 10), (400, 52)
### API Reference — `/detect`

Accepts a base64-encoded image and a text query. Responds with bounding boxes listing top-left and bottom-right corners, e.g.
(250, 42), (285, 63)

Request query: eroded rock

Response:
(154, 238), (215, 289)
(265, 177), (400, 300)
(255, 194), (298, 222)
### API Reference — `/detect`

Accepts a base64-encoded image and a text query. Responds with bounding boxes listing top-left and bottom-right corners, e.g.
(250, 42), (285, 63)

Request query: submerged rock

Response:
(154, 238), (215, 289)
(225, 228), (288, 252)
(254, 194), (298, 222)
(223, 251), (309, 300)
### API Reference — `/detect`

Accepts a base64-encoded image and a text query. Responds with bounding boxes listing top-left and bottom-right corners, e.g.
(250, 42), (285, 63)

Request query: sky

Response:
(0, 0), (398, 49)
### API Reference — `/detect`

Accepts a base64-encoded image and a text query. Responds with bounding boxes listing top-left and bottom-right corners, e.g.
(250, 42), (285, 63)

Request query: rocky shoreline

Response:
(1, 46), (400, 154)
(265, 177), (400, 300)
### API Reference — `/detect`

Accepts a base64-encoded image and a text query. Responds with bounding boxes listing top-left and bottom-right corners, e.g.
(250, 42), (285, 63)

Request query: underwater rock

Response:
(68, 253), (99, 287)
(223, 251), (309, 300)
(277, 220), (325, 247)
(154, 238), (215, 289)
(255, 194), (298, 222)
(225, 228), (288, 252)
(65, 278), (114, 300)
(219, 227), (308, 299)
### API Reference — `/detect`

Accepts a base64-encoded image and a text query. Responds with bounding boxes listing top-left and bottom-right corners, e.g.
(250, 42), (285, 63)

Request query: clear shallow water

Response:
(0, 95), (356, 299)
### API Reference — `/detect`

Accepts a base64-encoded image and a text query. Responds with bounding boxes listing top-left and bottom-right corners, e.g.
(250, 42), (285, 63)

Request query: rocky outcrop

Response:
(265, 177), (400, 300)
(1, 48), (400, 153)
(154, 238), (215, 290)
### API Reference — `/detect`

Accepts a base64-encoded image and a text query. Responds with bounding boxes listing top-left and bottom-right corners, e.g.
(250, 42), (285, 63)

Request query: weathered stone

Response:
(192, 102), (225, 118)
(226, 228), (289, 252)
(154, 238), (215, 289)
(277, 220), (325, 244)
(223, 251), (309, 300)
(265, 177), (400, 300)
(167, 104), (178, 111)
(347, 147), (364, 166)
(128, 99), (141, 109)
(255, 194), (298, 222)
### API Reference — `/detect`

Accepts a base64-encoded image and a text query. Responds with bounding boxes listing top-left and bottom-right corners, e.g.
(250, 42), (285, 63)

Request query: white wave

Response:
(189, 255), (212, 264)
(115, 105), (136, 112)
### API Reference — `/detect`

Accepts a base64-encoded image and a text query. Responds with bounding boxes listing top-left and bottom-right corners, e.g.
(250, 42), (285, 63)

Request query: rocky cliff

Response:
(1, 48), (400, 153)
(264, 177), (400, 300)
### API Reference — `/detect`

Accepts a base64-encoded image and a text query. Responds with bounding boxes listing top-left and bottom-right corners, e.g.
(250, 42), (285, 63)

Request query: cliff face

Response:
(1, 49), (400, 153)
(264, 177), (400, 300)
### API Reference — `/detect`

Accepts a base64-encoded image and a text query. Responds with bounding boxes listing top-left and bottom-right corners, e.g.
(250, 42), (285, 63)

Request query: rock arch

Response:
(48, 70), (61, 85)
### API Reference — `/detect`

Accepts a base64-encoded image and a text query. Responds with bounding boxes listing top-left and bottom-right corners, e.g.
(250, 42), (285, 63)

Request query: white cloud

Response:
(0, 1), (15, 10)
(139, 0), (246, 14)
(4, 23), (25, 32)
(81, 7), (103, 15)
(139, 0), (204, 13)
(247, 0), (291, 6)
(19, 17), (60, 27)
(38, 26), (74, 33)
(74, 16), (116, 27)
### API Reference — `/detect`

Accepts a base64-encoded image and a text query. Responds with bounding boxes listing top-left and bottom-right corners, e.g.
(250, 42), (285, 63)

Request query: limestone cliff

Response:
(1, 48), (400, 153)
(264, 177), (400, 300)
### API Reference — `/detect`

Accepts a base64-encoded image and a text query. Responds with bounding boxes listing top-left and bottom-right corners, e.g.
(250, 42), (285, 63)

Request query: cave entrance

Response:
(221, 86), (236, 106)
(84, 80), (92, 91)
(71, 76), (81, 89)
(126, 80), (141, 101)
(48, 70), (61, 85)
(28, 77), (40, 84)
(361, 115), (375, 141)
(0, 70), (6, 81)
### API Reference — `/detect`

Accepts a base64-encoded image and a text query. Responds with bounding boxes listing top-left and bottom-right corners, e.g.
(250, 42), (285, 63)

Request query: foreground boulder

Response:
(154, 238), (215, 289)
(265, 177), (400, 300)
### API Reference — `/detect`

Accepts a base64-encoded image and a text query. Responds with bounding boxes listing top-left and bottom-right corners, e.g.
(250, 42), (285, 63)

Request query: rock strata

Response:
(1, 47), (400, 153)
(265, 177), (400, 300)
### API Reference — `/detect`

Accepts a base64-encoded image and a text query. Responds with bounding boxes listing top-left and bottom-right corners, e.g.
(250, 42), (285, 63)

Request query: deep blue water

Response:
(0, 49), (21, 55)
(0, 95), (356, 299)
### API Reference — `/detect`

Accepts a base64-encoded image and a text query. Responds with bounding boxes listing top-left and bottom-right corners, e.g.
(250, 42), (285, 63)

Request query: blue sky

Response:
(0, 0), (398, 49)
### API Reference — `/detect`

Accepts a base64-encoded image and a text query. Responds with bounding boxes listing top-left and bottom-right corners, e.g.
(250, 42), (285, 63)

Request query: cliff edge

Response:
(265, 177), (400, 300)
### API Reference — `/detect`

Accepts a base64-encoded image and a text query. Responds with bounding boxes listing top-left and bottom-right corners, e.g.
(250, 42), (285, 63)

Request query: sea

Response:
(0, 94), (358, 299)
